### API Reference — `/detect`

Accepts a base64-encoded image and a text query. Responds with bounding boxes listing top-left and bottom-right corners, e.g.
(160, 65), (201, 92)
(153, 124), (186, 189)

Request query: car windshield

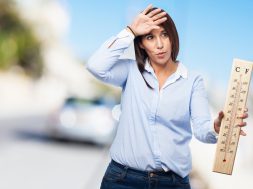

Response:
(64, 97), (104, 107)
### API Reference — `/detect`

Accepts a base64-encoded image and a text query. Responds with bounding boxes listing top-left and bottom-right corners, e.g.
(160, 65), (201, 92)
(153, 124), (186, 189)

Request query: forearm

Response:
(86, 29), (134, 74)
(192, 119), (218, 143)
(190, 75), (218, 143)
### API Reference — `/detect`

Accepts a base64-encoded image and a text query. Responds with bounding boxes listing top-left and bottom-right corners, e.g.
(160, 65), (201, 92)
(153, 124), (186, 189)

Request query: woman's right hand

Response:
(128, 4), (167, 37)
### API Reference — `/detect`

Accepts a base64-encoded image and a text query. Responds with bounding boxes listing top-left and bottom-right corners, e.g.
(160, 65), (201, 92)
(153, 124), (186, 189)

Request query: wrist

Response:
(126, 25), (136, 37)
(213, 122), (219, 134)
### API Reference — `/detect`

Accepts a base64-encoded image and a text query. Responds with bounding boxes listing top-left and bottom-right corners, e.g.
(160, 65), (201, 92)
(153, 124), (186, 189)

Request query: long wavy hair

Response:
(134, 8), (179, 89)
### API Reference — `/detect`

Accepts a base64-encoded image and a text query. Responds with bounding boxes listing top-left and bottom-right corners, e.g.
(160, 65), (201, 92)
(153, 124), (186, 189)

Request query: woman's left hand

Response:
(214, 108), (249, 136)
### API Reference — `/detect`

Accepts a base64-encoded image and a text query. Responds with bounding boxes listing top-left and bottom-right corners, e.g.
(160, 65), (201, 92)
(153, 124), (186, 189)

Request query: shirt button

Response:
(150, 173), (154, 177)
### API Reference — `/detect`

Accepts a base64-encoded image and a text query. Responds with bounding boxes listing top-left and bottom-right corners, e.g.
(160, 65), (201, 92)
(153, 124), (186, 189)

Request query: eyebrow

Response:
(143, 29), (167, 37)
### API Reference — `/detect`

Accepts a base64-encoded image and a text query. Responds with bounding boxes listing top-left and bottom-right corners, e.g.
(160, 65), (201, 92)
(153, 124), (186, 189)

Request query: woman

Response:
(86, 4), (248, 189)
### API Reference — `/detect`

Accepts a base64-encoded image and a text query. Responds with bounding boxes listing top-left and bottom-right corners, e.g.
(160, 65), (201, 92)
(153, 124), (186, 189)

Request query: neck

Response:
(150, 59), (177, 76)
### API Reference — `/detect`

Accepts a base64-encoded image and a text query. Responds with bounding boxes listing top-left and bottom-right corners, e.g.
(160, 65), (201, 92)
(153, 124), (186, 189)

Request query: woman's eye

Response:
(146, 35), (153, 40)
(162, 32), (168, 37)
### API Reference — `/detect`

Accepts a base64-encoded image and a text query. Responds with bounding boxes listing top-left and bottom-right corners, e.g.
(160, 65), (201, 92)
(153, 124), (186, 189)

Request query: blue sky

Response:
(62, 0), (253, 85)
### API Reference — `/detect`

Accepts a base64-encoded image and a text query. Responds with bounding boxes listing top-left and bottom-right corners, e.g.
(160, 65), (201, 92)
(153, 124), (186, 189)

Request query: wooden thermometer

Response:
(213, 59), (253, 175)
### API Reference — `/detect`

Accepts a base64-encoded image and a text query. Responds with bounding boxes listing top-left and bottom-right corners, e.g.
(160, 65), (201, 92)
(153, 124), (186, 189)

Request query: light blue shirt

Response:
(86, 29), (218, 177)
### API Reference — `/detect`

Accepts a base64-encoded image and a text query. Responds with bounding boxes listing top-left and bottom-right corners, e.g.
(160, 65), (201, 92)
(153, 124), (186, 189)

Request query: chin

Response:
(156, 59), (170, 65)
(150, 55), (171, 65)
(156, 61), (167, 65)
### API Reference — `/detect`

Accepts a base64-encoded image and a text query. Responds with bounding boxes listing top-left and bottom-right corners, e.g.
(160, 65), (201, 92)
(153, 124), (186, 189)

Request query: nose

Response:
(156, 37), (164, 49)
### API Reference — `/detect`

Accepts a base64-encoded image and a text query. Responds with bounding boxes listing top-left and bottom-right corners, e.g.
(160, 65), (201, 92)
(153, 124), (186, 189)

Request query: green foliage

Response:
(0, 0), (43, 78)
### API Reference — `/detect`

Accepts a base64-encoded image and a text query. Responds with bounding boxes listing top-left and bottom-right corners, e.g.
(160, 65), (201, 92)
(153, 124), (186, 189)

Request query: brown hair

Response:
(134, 7), (179, 89)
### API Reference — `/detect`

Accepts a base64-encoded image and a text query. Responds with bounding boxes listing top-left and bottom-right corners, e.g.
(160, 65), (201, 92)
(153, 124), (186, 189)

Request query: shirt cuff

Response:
(115, 29), (136, 60)
(117, 29), (135, 41)
(107, 29), (135, 49)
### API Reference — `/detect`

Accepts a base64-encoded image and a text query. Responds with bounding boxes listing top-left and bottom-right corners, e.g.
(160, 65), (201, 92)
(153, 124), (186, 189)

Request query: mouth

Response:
(156, 52), (166, 56)
(156, 52), (166, 58)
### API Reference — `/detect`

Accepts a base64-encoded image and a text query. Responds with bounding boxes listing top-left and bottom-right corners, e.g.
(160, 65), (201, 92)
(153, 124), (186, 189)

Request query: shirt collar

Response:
(176, 62), (188, 79)
(144, 59), (154, 73)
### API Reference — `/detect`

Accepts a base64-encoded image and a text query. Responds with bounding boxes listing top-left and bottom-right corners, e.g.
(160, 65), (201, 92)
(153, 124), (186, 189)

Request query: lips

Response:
(156, 52), (166, 55)
(156, 52), (166, 58)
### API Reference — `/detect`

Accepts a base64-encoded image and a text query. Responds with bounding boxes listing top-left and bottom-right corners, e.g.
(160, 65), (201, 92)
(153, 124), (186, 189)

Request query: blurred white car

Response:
(47, 97), (117, 146)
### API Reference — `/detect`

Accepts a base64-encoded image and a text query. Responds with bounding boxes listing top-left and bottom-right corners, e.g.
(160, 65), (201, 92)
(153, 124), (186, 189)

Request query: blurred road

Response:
(0, 115), (110, 189)
(1, 109), (253, 189)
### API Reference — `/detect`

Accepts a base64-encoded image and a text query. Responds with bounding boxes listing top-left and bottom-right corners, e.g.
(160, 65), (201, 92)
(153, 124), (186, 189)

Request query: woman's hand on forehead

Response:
(128, 4), (167, 37)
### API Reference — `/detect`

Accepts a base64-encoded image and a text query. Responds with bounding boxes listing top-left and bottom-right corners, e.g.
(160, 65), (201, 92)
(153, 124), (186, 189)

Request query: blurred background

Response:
(0, 0), (252, 188)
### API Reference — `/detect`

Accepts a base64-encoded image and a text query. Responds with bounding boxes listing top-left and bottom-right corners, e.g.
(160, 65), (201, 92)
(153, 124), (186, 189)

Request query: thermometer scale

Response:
(213, 59), (252, 175)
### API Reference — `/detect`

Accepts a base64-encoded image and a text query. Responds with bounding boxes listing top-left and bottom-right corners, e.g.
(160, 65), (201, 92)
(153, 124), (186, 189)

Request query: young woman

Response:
(87, 4), (248, 189)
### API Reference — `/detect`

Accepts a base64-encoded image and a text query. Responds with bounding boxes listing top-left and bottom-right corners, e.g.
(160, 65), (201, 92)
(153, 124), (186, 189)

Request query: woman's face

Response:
(140, 27), (172, 66)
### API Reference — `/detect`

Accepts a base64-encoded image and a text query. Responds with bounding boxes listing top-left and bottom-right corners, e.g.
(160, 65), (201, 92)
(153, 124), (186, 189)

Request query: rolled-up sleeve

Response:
(86, 29), (135, 87)
(190, 75), (218, 143)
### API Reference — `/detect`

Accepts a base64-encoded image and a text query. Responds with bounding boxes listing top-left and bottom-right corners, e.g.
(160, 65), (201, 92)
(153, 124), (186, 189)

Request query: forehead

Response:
(149, 27), (166, 34)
